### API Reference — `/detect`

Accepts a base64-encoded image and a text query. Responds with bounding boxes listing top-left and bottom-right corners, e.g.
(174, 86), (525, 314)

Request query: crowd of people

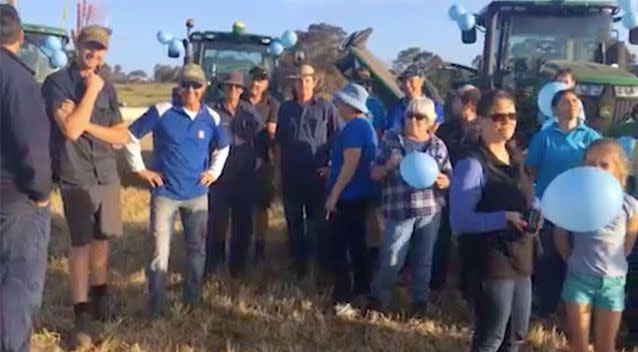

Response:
(2, 5), (638, 352)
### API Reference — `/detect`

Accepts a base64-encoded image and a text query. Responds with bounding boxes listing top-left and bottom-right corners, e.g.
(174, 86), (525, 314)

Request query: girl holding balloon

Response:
(367, 97), (452, 317)
(553, 139), (638, 352)
(450, 90), (541, 352)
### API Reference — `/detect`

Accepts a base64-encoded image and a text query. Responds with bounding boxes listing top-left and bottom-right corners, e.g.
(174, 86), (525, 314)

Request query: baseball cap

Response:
(77, 25), (112, 49)
(178, 64), (207, 85)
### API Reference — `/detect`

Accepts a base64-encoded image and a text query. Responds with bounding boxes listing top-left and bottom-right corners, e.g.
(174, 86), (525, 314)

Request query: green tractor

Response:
(456, 0), (638, 143)
(19, 23), (69, 83)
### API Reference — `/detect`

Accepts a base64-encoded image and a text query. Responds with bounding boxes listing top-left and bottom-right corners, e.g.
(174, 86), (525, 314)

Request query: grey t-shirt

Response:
(568, 193), (638, 277)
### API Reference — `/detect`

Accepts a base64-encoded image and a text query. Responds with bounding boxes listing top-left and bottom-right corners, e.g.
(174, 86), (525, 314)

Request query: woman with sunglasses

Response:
(368, 97), (452, 317)
(526, 88), (601, 317)
(450, 90), (541, 352)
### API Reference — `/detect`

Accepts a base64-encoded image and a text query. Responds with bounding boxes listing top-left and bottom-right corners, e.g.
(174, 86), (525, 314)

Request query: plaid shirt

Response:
(376, 129), (452, 220)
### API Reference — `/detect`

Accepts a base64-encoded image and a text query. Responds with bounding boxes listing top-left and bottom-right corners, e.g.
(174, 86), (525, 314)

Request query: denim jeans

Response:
(282, 195), (330, 277)
(1, 200), (51, 352)
(533, 222), (566, 316)
(147, 195), (207, 314)
(331, 199), (370, 303)
(206, 179), (255, 277)
(373, 213), (441, 305)
(471, 277), (532, 352)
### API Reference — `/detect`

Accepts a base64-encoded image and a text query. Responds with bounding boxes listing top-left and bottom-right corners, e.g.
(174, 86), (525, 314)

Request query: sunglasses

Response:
(406, 114), (429, 121)
(488, 113), (517, 123)
(181, 81), (203, 90)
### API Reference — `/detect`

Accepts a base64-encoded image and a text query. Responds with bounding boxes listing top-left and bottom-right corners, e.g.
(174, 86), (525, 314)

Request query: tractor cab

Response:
(19, 23), (69, 83)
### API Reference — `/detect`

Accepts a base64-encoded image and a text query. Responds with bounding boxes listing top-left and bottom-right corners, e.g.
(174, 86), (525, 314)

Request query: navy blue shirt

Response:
(328, 117), (378, 200)
(0, 48), (52, 205)
(275, 97), (342, 196)
(128, 103), (229, 200)
(42, 64), (123, 186)
(210, 100), (264, 180)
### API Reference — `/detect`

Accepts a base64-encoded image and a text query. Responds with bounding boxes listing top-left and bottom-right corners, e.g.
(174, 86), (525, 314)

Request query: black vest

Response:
(463, 142), (536, 279)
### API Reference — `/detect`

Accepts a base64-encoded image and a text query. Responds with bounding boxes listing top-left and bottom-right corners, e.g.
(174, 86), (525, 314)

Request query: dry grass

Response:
(115, 83), (173, 107)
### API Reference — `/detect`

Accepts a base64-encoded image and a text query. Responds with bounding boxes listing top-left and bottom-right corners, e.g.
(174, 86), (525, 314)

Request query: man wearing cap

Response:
(244, 66), (280, 263)
(42, 24), (129, 347)
(386, 66), (444, 132)
(327, 83), (378, 305)
(207, 71), (263, 278)
(125, 63), (229, 317)
(0, 4), (52, 351)
(275, 64), (343, 278)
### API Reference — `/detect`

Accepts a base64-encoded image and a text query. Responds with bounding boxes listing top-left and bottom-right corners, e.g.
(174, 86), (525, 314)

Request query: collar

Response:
(548, 120), (588, 135)
(1, 47), (35, 75)
(294, 95), (318, 107)
(173, 102), (206, 120)
(213, 99), (251, 116)
(242, 93), (272, 106)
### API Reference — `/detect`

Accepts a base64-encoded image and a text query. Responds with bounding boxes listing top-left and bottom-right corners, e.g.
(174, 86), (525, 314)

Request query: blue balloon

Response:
(399, 152), (439, 189)
(280, 30), (298, 49)
(623, 12), (638, 30)
(620, 0), (637, 12)
(168, 38), (183, 58)
(49, 50), (68, 69)
(448, 4), (466, 21)
(537, 81), (570, 119)
(267, 40), (284, 57)
(44, 36), (62, 52)
(541, 166), (624, 233)
(458, 13), (476, 31)
(617, 136), (636, 160)
(157, 30), (173, 44)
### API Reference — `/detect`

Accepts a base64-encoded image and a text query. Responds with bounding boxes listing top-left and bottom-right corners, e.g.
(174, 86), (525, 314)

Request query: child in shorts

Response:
(554, 139), (638, 352)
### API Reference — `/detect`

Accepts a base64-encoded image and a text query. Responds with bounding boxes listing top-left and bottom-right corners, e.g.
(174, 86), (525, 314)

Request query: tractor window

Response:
(506, 14), (610, 70)
(201, 44), (267, 79)
(18, 32), (64, 83)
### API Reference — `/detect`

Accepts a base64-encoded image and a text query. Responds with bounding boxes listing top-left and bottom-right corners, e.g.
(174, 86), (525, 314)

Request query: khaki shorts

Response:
(61, 183), (123, 246)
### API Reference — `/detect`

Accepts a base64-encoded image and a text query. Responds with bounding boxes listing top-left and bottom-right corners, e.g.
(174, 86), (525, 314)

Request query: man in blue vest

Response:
(1, 5), (52, 351)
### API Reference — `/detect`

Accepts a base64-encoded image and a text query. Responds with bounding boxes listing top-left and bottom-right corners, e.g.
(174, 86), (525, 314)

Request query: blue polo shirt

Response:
(275, 97), (343, 198)
(128, 103), (229, 200)
(386, 97), (444, 131)
(328, 117), (378, 201)
(526, 122), (601, 198)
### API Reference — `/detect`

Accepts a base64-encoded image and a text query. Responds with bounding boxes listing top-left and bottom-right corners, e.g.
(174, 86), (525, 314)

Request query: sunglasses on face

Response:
(488, 113), (517, 123)
(180, 81), (203, 90)
(406, 114), (428, 121)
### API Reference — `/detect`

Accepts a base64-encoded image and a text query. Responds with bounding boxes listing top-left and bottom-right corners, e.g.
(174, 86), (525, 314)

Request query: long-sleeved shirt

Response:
(0, 48), (51, 205)
(125, 102), (229, 200)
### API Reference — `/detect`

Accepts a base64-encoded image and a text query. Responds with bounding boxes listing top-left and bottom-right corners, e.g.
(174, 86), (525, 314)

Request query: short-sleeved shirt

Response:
(128, 102), (228, 200)
(275, 97), (342, 197)
(375, 130), (452, 220)
(244, 93), (280, 161)
(42, 65), (123, 186)
(569, 193), (638, 278)
(328, 117), (378, 201)
(526, 122), (601, 198)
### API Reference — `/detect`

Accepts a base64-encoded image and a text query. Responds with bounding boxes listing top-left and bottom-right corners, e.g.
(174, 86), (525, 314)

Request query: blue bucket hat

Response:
(334, 83), (369, 114)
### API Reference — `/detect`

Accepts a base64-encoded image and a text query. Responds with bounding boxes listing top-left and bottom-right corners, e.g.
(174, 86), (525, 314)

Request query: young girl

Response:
(554, 139), (638, 352)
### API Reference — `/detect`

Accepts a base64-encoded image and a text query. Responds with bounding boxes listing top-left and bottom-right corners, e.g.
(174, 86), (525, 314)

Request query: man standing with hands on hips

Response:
(42, 24), (130, 348)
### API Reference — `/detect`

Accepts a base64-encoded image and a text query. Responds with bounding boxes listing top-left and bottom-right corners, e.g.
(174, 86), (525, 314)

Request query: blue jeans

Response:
(472, 277), (532, 352)
(1, 200), (50, 352)
(147, 195), (207, 314)
(533, 222), (566, 316)
(373, 213), (441, 305)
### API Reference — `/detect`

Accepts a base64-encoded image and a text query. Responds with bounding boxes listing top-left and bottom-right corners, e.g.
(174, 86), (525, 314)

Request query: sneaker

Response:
(410, 301), (428, 320)
(72, 312), (94, 349)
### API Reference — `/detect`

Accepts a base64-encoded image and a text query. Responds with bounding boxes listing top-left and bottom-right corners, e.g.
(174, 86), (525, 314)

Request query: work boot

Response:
(90, 285), (111, 322)
(72, 312), (94, 349)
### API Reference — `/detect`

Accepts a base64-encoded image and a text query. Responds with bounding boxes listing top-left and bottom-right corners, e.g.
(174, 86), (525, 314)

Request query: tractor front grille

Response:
(614, 99), (638, 122)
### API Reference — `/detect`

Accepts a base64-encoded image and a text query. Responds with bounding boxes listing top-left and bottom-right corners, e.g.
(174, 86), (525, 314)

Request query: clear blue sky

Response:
(16, 0), (492, 74)
(15, 0), (636, 74)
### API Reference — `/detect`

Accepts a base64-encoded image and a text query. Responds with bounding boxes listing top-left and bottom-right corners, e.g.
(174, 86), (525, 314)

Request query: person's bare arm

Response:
(84, 122), (130, 145)
(53, 72), (104, 141)
(554, 227), (571, 261)
(625, 213), (638, 256)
